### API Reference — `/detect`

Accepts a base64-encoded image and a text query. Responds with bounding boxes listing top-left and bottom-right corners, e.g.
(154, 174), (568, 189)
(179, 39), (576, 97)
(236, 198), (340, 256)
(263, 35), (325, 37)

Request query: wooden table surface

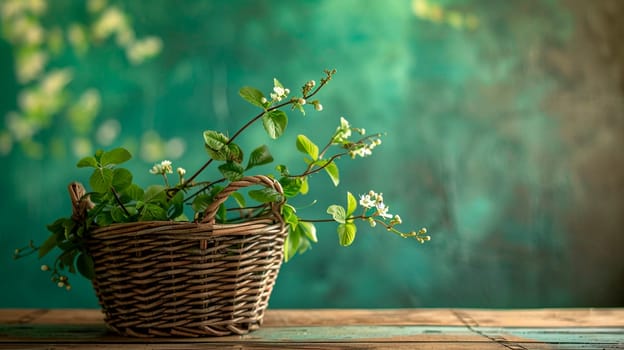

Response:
(1, 308), (623, 349)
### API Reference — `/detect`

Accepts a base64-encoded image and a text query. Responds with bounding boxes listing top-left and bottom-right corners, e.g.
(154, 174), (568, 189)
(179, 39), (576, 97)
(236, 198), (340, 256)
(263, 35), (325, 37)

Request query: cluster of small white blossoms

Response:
(333, 117), (381, 158)
(269, 84), (290, 102)
(149, 160), (173, 174)
(149, 160), (185, 177)
(359, 190), (396, 222)
(359, 190), (430, 243)
(261, 80), (323, 111)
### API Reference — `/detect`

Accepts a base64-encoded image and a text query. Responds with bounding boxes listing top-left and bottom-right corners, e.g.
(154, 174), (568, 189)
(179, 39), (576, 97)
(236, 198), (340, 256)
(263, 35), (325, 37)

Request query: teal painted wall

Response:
(1, 0), (623, 308)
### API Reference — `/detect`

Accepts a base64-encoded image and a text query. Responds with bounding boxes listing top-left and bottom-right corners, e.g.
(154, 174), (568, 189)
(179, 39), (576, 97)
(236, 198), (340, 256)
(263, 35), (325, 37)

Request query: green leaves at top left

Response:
(77, 148), (131, 168)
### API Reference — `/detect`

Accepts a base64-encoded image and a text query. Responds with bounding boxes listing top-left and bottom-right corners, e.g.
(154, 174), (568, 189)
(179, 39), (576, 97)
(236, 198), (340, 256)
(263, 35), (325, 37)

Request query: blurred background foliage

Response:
(1, 0), (623, 308)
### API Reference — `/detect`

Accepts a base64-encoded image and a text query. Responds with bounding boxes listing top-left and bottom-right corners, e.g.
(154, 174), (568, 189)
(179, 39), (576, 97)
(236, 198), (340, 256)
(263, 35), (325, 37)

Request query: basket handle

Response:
(201, 175), (285, 224)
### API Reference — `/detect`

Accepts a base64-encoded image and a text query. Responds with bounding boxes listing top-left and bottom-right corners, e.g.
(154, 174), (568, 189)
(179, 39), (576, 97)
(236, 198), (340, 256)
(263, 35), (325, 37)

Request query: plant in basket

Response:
(14, 69), (430, 337)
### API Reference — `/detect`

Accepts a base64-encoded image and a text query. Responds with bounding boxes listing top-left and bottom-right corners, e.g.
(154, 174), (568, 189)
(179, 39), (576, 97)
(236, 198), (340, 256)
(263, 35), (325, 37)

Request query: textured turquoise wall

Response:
(1, 0), (623, 308)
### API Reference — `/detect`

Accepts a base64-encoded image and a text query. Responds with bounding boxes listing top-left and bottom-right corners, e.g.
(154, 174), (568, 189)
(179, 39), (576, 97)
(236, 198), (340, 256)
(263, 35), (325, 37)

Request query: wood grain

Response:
(0, 308), (622, 349)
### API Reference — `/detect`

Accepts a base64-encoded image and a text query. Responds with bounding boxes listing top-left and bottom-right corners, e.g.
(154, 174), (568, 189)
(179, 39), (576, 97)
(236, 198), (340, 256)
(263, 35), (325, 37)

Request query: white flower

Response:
(359, 147), (372, 157)
(160, 160), (173, 174)
(359, 194), (376, 208)
(177, 167), (186, 176)
(339, 116), (350, 130)
(376, 202), (392, 219)
(270, 84), (290, 102)
(273, 86), (285, 96)
(149, 160), (174, 175)
(149, 164), (162, 174)
(374, 192), (384, 204)
(334, 117), (352, 143)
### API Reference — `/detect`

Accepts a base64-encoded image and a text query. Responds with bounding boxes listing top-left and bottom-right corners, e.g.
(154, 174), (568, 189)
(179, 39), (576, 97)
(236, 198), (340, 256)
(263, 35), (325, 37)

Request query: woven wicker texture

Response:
(87, 175), (287, 337)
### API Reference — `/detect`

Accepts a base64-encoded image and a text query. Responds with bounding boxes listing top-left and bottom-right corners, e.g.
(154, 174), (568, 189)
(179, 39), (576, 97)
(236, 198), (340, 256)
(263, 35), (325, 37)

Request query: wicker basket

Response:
(86, 175), (287, 337)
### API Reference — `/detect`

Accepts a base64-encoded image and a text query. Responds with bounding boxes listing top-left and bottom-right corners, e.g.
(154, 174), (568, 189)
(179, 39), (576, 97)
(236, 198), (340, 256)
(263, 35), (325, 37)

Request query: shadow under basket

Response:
(85, 175), (287, 337)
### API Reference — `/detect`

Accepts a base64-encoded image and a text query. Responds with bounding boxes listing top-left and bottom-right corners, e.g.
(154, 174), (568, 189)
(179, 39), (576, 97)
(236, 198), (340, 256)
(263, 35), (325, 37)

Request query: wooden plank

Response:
(456, 308), (624, 327)
(2, 308), (624, 327)
(0, 309), (622, 349)
(263, 308), (463, 326)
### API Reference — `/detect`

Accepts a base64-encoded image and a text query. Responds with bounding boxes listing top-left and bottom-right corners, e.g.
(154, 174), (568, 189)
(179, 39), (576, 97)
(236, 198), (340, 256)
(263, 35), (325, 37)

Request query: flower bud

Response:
(41, 265), (49, 271)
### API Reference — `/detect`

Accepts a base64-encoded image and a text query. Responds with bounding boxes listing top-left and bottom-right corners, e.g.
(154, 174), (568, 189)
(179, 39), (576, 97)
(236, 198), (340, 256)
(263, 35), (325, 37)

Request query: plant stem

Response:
(183, 178), (227, 204)
(110, 186), (131, 216)
(184, 70), (335, 193)
(290, 152), (347, 178)
(300, 214), (370, 223)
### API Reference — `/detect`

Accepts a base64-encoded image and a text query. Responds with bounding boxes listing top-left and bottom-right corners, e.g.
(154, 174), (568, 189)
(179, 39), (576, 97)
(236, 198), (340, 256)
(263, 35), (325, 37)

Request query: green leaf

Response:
(216, 203), (227, 223)
(248, 188), (283, 203)
(110, 205), (128, 222)
(38, 233), (58, 258)
(76, 156), (97, 168)
(279, 176), (303, 197)
(94, 149), (104, 163)
(59, 250), (78, 273)
(46, 218), (66, 234)
(284, 229), (300, 262)
(140, 203), (168, 221)
(89, 168), (114, 193)
(95, 211), (113, 226)
(203, 130), (230, 160)
(327, 205), (346, 224)
(101, 148), (131, 166)
(239, 86), (266, 108)
(143, 185), (166, 204)
(228, 143), (244, 163)
(337, 222), (357, 247)
(112, 168), (132, 192)
(323, 160), (340, 186)
(192, 193), (213, 213)
(298, 221), (317, 243)
(76, 253), (95, 280)
(296, 134), (319, 160)
(346, 191), (357, 217)
(121, 184), (144, 201)
(276, 164), (289, 176)
(262, 110), (288, 139)
(167, 190), (185, 220)
(231, 192), (246, 208)
(218, 161), (244, 181)
(62, 220), (76, 240)
(281, 204), (299, 230)
(300, 176), (309, 195)
(247, 145), (274, 170)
